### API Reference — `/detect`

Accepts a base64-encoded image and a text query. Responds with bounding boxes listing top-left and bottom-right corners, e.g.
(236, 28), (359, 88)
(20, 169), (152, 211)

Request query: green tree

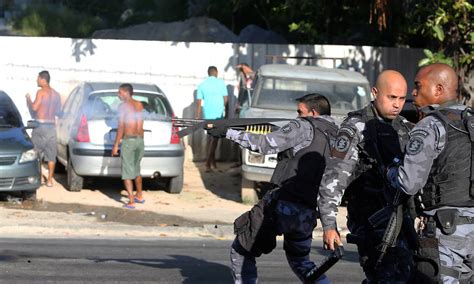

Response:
(413, 0), (474, 103)
(13, 5), (102, 37)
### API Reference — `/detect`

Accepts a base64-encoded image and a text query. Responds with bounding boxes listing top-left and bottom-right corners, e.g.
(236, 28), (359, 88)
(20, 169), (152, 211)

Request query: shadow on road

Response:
(92, 254), (233, 283)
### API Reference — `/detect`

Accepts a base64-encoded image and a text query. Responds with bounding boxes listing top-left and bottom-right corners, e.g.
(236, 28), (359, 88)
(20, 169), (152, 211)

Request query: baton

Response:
(305, 244), (344, 282)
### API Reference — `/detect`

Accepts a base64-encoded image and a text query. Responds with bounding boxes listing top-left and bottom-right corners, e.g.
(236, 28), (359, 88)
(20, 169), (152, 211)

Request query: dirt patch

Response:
(21, 145), (251, 225)
(0, 200), (220, 228)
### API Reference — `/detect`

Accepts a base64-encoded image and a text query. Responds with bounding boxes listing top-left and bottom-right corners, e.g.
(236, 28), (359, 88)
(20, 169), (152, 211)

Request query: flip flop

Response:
(123, 204), (135, 209)
(46, 183), (53, 187)
(134, 197), (145, 204)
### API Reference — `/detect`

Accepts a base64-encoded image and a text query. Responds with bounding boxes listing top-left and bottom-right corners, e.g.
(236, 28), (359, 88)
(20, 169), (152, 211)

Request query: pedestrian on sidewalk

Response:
(112, 83), (145, 209)
(235, 62), (255, 114)
(26, 70), (62, 187)
(195, 66), (228, 172)
(208, 93), (337, 283)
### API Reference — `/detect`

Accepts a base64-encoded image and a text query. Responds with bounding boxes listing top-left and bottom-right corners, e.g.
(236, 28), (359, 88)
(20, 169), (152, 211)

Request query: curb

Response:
(202, 224), (350, 240)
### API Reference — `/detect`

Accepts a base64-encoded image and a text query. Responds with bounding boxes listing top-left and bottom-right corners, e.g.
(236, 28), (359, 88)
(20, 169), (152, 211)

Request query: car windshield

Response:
(253, 76), (371, 112)
(0, 98), (22, 128)
(85, 92), (171, 120)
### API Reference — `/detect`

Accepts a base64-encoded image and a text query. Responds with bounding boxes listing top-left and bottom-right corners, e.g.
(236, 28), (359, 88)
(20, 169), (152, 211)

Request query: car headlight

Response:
(19, 149), (38, 163)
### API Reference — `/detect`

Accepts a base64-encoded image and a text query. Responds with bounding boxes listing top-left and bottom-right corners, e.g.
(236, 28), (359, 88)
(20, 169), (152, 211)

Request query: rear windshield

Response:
(84, 92), (171, 119)
(253, 77), (371, 112)
(0, 97), (22, 128)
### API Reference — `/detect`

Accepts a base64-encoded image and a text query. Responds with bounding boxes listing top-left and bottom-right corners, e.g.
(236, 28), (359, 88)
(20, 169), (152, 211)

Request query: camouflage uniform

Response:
(387, 103), (474, 283)
(318, 103), (415, 283)
(228, 116), (335, 284)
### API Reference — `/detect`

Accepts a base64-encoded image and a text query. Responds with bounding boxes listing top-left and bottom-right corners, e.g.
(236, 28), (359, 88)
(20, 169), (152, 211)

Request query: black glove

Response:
(207, 126), (228, 138)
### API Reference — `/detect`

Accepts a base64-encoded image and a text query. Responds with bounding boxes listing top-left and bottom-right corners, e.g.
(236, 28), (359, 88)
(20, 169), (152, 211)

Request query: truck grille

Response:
(0, 178), (14, 189)
(0, 156), (16, 165)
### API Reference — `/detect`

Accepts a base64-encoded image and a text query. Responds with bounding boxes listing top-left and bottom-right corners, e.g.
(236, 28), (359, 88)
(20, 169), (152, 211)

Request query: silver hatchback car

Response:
(56, 82), (184, 193)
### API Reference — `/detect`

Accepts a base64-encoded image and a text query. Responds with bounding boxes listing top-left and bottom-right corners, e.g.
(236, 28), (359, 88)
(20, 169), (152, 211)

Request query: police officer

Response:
(208, 93), (337, 283)
(386, 63), (474, 283)
(318, 70), (416, 283)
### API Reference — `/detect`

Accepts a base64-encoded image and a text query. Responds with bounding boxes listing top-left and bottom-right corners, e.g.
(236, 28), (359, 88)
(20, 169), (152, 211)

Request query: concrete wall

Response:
(0, 36), (424, 161)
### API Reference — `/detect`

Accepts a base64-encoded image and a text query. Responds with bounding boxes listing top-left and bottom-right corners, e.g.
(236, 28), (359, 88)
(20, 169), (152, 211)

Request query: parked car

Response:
(56, 82), (184, 193)
(238, 64), (371, 201)
(0, 91), (41, 200)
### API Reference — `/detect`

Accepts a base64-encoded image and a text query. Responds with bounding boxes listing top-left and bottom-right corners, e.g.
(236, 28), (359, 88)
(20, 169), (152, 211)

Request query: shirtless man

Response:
(26, 70), (62, 187)
(112, 83), (145, 209)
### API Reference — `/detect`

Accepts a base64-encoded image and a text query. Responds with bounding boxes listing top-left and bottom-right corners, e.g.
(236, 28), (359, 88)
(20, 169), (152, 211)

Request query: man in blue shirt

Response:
(196, 66), (228, 171)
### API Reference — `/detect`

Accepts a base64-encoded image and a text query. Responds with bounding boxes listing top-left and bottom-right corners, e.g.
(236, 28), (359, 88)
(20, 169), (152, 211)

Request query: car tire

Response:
(67, 160), (83, 192)
(21, 190), (37, 201)
(241, 176), (258, 204)
(166, 170), (183, 194)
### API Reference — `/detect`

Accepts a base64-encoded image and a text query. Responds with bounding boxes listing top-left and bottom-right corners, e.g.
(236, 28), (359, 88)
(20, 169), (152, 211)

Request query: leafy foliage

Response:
(11, 0), (189, 37)
(13, 5), (103, 37)
(413, 0), (474, 102)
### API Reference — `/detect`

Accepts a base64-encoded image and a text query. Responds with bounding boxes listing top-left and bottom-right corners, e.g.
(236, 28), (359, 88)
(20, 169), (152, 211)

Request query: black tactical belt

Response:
(455, 216), (474, 224)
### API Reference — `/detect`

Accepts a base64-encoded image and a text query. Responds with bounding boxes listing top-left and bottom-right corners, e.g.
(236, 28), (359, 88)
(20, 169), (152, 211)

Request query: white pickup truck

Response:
(238, 64), (371, 202)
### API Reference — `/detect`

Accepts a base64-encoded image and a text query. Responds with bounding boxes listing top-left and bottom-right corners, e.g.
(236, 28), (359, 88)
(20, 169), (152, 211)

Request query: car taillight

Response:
(170, 115), (180, 144)
(76, 115), (90, 142)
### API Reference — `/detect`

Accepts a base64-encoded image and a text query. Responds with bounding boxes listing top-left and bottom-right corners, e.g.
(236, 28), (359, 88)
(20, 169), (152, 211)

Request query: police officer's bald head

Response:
(413, 63), (458, 107)
(375, 70), (406, 90)
(372, 70), (407, 120)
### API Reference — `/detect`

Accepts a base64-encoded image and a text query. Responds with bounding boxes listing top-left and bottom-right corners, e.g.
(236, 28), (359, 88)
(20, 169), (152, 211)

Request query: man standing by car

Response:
(195, 66), (228, 172)
(318, 70), (417, 282)
(26, 70), (62, 187)
(112, 83), (145, 209)
(208, 93), (336, 284)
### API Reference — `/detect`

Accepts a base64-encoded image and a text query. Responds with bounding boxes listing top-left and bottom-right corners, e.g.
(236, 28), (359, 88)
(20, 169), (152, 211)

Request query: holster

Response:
(434, 209), (458, 235)
(233, 196), (277, 257)
(414, 236), (441, 283)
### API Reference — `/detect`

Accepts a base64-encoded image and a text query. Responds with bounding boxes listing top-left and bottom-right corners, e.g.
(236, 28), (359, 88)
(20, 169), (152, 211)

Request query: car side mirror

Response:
(26, 120), (39, 129)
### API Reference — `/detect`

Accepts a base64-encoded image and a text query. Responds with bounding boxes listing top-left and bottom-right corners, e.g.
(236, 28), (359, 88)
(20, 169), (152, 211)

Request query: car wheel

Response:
(241, 176), (258, 204)
(166, 170), (183, 194)
(67, 160), (83, 192)
(21, 190), (37, 201)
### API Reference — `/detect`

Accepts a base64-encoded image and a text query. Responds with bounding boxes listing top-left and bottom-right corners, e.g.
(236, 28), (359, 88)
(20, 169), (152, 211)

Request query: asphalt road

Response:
(0, 238), (364, 283)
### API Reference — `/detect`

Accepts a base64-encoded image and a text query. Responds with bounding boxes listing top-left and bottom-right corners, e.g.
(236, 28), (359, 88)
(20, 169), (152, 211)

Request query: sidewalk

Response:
(1, 145), (348, 240)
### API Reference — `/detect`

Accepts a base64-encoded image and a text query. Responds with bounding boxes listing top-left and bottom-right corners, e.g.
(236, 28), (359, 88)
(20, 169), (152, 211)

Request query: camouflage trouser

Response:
(435, 209), (474, 284)
(230, 200), (330, 284)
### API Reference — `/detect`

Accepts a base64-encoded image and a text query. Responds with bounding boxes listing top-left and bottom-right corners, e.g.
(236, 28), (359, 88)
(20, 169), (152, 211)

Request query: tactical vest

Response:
(345, 105), (412, 223)
(270, 117), (338, 208)
(421, 107), (474, 210)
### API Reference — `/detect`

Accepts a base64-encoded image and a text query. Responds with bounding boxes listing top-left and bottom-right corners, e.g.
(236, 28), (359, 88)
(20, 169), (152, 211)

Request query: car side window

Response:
(0, 99), (21, 127)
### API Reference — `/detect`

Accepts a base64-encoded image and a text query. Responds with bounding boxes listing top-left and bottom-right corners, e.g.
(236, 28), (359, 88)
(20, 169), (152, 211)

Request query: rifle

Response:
(372, 191), (404, 270)
(363, 120), (406, 270)
(172, 118), (289, 138)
